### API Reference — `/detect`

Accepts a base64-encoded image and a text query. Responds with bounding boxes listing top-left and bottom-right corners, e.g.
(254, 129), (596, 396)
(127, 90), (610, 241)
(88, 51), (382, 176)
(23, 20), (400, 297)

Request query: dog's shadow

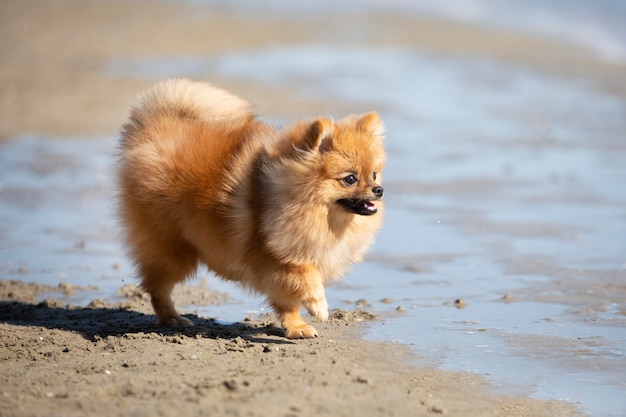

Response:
(0, 300), (294, 345)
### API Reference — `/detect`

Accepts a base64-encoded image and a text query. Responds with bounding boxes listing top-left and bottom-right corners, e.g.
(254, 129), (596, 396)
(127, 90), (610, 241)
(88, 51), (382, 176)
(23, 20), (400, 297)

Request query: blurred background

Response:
(1, 1), (625, 415)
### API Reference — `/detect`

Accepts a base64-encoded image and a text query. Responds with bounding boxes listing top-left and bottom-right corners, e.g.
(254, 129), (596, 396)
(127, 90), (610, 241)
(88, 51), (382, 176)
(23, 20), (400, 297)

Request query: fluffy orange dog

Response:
(118, 79), (385, 338)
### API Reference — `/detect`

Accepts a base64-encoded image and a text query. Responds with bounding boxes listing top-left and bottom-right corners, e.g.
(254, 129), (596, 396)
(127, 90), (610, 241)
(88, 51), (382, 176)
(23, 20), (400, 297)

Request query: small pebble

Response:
(354, 376), (370, 384)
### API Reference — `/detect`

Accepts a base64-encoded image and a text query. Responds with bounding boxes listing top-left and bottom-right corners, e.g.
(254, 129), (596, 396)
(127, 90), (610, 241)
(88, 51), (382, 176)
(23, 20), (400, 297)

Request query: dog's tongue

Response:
(362, 201), (377, 214)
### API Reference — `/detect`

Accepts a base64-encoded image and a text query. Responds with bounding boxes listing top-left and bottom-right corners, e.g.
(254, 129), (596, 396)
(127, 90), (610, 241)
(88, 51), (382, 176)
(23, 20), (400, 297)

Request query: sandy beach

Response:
(2, 279), (581, 417)
(2, 0), (625, 416)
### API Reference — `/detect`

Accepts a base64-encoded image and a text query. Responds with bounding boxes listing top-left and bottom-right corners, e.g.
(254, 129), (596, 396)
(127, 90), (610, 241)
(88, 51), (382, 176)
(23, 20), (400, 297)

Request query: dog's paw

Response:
(157, 315), (194, 327)
(304, 296), (329, 322)
(284, 323), (319, 339)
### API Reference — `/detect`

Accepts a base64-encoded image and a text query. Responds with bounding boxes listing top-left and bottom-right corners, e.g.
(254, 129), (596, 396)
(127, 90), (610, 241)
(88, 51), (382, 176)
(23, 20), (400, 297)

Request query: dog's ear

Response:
(302, 118), (334, 153)
(357, 112), (385, 139)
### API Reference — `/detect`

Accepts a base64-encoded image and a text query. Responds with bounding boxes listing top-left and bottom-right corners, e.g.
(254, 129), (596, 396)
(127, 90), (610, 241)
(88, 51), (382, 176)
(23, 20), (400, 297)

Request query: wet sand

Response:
(2, 0), (624, 415)
(0, 280), (579, 417)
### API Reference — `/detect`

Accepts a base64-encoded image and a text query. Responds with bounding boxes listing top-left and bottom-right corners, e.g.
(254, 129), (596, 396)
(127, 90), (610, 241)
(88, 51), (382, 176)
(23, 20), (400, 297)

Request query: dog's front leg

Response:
(269, 263), (329, 339)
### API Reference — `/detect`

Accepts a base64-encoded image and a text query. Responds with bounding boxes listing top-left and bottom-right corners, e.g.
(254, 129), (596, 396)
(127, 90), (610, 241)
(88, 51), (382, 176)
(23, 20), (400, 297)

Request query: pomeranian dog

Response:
(118, 79), (385, 338)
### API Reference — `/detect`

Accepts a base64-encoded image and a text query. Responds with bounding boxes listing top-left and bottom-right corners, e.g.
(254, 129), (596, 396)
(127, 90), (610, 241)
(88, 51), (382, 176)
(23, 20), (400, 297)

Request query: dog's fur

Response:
(118, 79), (385, 338)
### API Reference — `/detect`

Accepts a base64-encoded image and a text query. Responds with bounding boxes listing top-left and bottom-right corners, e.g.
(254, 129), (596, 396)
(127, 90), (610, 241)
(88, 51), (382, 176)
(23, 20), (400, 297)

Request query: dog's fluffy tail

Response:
(121, 78), (252, 148)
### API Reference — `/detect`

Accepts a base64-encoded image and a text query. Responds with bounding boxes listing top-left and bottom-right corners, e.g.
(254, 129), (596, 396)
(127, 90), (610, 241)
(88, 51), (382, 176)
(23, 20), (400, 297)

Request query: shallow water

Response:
(184, 0), (626, 61)
(3, 40), (626, 417)
(392, 0), (626, 61)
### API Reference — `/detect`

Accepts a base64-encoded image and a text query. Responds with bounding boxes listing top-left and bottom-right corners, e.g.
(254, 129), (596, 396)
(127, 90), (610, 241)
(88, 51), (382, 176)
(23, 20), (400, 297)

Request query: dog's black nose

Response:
(372, 186), (384, 198)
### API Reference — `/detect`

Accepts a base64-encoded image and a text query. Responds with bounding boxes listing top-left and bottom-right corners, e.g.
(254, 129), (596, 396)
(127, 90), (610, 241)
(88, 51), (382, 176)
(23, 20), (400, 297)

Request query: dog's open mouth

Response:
(337, 198), (378, 215)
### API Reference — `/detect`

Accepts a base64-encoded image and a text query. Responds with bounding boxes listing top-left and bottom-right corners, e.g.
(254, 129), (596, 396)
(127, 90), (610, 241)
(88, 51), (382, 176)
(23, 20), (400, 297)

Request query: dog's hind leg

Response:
(137, 248), (198, 327)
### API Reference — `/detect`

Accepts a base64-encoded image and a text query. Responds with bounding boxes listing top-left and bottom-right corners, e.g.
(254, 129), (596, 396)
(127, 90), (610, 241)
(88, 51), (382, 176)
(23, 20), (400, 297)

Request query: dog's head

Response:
(285, 112), (386, 216)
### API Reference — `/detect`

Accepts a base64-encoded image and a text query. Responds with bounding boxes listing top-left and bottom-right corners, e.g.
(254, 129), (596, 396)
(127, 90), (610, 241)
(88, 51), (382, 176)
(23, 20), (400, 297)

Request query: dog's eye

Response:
(342, 175), (358, 186)
(373, 171), (378, 181)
